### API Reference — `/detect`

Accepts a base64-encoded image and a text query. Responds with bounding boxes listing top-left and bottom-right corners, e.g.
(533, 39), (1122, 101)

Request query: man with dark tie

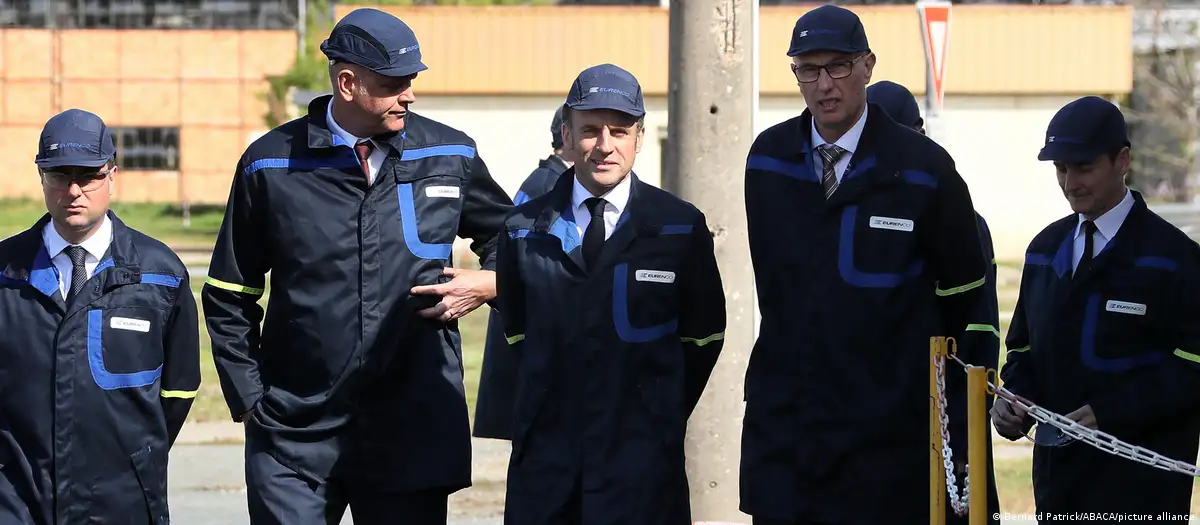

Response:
(495, 63), (727, 525)
(742, 5), (988, 523)
(995, 96), (1200, 519)
(0, 108), (199, 524)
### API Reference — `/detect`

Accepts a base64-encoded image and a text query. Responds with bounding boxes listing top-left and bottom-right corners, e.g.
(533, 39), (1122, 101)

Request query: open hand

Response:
(410, 267), (496, 322)
(1065, 404), (1097, 430)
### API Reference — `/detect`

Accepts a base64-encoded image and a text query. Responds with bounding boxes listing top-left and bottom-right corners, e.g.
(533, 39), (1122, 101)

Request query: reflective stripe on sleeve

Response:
(966, 324), (1000, 337)
(1173, 349), (1200, 364)
(160, 390), (198, 399)
(681, 332), (724, 347)
(204, 277), (265, 296)
(506, 334), (525, 344)
(935, 276), (986, 296)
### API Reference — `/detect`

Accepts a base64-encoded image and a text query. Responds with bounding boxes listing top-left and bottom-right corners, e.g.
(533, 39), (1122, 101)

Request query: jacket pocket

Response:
(130, 445), (169, 524)
(87, 307), (165, 390)
(395, 171), (466, 260)
(836, 204), (924, 288)
(612, 262), (680, 344)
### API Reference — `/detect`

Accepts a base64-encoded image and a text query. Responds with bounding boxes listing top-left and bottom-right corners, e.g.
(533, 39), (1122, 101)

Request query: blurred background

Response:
(0, 0), (1196, 522)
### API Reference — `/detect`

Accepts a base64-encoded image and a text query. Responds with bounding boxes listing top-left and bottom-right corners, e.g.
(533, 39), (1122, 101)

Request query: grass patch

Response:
(0, 198), (223, 250)
(994, 456), (1200, 514)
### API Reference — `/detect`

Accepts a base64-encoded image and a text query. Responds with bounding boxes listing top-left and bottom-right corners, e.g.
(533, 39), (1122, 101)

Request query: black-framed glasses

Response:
(41, 168), (113, 192)
(791, 54), (867, 83)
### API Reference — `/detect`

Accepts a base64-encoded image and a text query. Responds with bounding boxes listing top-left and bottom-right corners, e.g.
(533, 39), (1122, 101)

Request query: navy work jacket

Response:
(0, 212), (199, 525)
(496, 172), (726, 525)
(202, 95), (513, 491)
(1001, 191), (1200, 516)
(742, 103), (988, 523)
(474, 153), (570, 440)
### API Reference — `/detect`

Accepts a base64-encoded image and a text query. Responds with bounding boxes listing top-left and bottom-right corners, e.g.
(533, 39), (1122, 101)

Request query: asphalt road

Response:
(167, 444), (502, 525)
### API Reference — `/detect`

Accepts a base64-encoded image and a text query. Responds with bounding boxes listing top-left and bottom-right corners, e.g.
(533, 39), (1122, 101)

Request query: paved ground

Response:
(169, 422), (510, 525)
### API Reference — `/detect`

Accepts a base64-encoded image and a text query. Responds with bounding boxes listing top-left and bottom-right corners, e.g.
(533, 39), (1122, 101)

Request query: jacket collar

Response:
(305, 94), (406, 153)
(532, 168), (656, 274)
(3, 210), (142, 309)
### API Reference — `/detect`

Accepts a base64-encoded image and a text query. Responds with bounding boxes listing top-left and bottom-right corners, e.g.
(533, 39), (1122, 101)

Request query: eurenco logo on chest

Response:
(111, 317), (151, 332)
(425, 186), (460, 199)
(868, 216), (914, 232)
(1106, 300), (1147, 316)
(635, 270), (676, 284)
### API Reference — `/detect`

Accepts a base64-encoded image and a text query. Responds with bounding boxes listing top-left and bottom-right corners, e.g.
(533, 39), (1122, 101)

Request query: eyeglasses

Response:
(41, 168), (113, 192)
(791, 54), (867, 83)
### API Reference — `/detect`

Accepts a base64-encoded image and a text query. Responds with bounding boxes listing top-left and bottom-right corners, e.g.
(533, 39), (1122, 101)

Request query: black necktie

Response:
(582, 197), (607, 269)
(65, 245), (88, 301)
(1076, 220), (1096, 278)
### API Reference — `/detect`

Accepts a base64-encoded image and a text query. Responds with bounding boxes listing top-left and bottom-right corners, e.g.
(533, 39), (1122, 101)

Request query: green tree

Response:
(263, 0), (336, 128)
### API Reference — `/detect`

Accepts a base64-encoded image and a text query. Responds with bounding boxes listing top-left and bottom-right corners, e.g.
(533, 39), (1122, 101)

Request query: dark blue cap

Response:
(564, 64), (645, 119)
(788, 5), (870, 57)
(867, 81), (923, 129)
(1038, 96), (1130, 163)
(551, 105), (565, 148)
(35, 109), (116, 169)
(320, 8), (427, 78)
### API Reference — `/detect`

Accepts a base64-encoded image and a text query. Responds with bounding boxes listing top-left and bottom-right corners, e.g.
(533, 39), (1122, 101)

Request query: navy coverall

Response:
(1001, 191), (1200, 518)
(945, 214), (1002, 525)
(497, 172), (726, 525)
(743, 103), (988, 523)
(202, 95), (513, 516)
(474, 153), (570, 440)
(0, 212), (199, 525)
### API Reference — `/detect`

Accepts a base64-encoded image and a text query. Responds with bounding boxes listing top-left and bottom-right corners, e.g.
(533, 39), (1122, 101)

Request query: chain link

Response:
(934, 350), (970, 517)
(945, 353), (1200, 478)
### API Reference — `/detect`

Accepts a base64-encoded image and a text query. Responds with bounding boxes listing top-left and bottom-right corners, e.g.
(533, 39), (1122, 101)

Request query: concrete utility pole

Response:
(666, 0), (755, 522)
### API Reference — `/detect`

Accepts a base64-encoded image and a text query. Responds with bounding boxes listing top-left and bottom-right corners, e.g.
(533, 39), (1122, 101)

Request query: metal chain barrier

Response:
(944, 353), (1200, 478)
(934, 350), (971, 517)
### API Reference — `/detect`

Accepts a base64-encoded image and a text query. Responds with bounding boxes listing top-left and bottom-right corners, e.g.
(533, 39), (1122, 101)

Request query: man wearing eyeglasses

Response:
(995, 96), (1200, 519)
(742, 5), (988, 524)
(0, 108), (200, 524)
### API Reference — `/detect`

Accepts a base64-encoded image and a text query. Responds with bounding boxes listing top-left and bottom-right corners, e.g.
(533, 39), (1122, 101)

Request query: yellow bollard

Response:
(967, 366), (988, 525)
(930, 337), (946, 525)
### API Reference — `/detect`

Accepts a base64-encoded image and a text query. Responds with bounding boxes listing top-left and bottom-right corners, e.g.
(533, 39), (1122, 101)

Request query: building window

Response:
(112, 127), (180, 171)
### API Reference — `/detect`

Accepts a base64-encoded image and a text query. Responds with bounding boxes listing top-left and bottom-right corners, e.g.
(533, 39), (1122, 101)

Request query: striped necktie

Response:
(818, 144), (846, 199)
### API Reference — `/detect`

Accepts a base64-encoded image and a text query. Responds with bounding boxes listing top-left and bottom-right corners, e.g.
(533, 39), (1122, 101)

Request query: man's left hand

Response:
(410, 267), (496, 322)
(1066, 404), (1098, 430)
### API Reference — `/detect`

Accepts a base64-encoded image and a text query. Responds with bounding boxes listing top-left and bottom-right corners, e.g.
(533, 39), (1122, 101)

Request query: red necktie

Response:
(354, 140), (374, 178)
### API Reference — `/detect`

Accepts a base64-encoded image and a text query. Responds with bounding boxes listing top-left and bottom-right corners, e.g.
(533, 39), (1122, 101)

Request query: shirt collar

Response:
(571, 172), (633, 217)
(42, 214), (112, 262)
(326, 99), (367, 148)
(1075, 187), (1134, 241)
(812, 104), (868, 155)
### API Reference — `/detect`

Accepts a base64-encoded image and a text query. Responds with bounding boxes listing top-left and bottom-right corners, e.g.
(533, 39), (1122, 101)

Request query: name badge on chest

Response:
(635, 270), (676, 284)
(425, 186), (461, 199)
(869, 216), (914, 232)
(111, 317), (151, 332)
(1105, 300), (1147, 316)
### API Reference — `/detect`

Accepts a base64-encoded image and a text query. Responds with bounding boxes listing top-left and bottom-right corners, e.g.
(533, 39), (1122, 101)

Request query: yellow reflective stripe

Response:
(681, 332), (725, 347)
(966, 324), (1000, 337)
(506, 334), (525, 344)
(1173, 349), (1200, 364)
(935, 276), (986, 296)
(204, 276), (264, 296)
(1007, 345), (1030, 354)
(160, 389), (198, 399)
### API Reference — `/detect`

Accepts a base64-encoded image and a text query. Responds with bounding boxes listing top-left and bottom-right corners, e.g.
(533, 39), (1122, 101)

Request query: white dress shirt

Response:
(1072, 188), (1134, 272)
(811, 104), (869, 183)
(42, 215), (113, 300)
(571, 173), (632, 241)
(327, 100), (388, 184)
